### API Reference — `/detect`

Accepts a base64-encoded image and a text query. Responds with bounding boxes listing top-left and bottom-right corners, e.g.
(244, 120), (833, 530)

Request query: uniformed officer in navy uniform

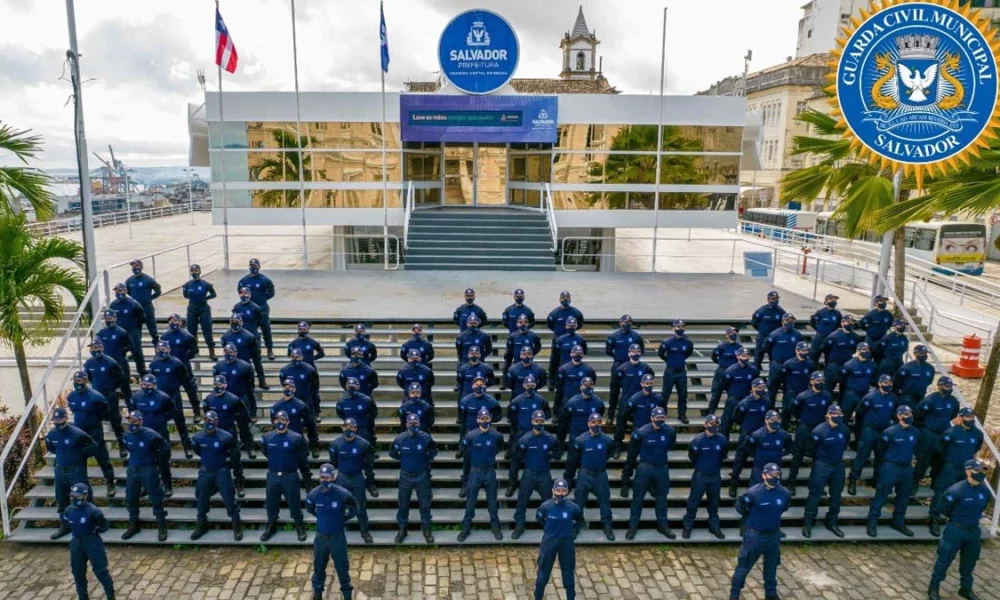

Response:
(612, 372), (665, 459)
(611, 344), (654, 425)
(270, 378), (320, 459)
(710, 327), (744, 413)
(606, 314), (644, 422)
(759, 313), (802, 372)
(549, 316), (587, 384)
(782, 372), (831, 494)
(729, 462), (790, 600)
(399, 323), (434, 367)
(866, 405), (919, 538)
(874, 319), (909, 378)
(504, 346), (547, 400)
(64, 483), (116, 600)
(125, 258), (162, 346)
(683, 413), (727, 539)
(289, 321), (326, 367)
(221, 313), (268, 390)
(213, 342), (258, 422)
(506, 374), (551, 458)
(563, 413), (615, 540)
(109, 282), (148, 376)
(329, 418), (376, 544)
(767, 341), (814, 411)
(510, 410), (560, 538)
(390, 413), (437, 544)
(711, 347), (758, 422)
(723, 377), (769, 444)
(46, 407), (97, 540)
(83, 338), (131, 457)
(202, 374), (256, 459)
(307, 463), (359, 600)
(658, 320), (694, 423)
(928, 407), (983, 537)
(96, 309), (134, 381)
(190, 411), (244, 541)
(343, 323), (377, 365)
(133, 374), (182, 493)
(237, 258), (276, 359)
(458, 408), (505, 542)
(893, 344), (936, 409)
(622, 406), (676, 540)
(838, 342), (878, 422)
(502, 288), (535, 333)
(533, 478), (585, 600)
(457, 376), (502, 459)
(821, 315), (862, 393)
(913, 376), (960, 495)
(161, 313), (201, 418)
(505, 314), (543, 376)
(860, 294), (894, 347)
(802, 404), (849, 538)
(399, 382), (435, 433)
(339, 347), (379, 398)
(555, 345), (597, 415)
(259, 410), (310, 543)
(148, 340), (196, 457)
(121, 411), (169, 542)
(849, 374), (897, 495)
(729, 410), (789, 498)
(232, 286), (264, 349)
(453, 287), (488, 332)
(336, 376), (378, 449)
(182, 264), (218, 360)
(546, 290), (584, 340)
(927, 458), (989, 600)
(557, 377), (605, 451)
(396, 349), (435, 406)
(455, 345), (497, 395)
(808, 294), (841, 363)
(750, 290), (785, 368)
(66, 371), (116, 498)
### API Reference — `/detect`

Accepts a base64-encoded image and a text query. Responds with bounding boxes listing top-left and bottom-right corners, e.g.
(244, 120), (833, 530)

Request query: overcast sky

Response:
(0, 0), (805, 169)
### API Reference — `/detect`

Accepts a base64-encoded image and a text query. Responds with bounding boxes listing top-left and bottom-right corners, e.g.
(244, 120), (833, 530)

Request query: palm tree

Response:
(779, 109), (912, 302)
(248, 128), (318, 208)
(0, 214), (87, 405)
(0, 122), (57, 221)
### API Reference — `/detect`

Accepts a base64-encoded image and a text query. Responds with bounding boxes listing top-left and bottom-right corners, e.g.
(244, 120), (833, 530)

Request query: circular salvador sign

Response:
(438, 9), (520, 95)
(832, 0), (1000, 180)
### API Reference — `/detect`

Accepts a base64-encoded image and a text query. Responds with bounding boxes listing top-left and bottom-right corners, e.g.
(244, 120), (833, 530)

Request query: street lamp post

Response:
(185, 167), (195, 224)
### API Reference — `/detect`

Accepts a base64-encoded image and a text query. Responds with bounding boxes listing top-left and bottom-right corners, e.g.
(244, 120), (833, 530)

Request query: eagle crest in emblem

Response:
(869, 34), (966, 114)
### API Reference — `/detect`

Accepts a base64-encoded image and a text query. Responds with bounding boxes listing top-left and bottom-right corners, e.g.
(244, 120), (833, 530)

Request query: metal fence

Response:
(26, 200), (213, 236)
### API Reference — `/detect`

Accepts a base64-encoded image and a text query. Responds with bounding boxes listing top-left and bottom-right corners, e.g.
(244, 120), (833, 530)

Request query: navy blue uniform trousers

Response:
(730, 529), (781, 598)
(312, 532), (352, 596)
(71, 535), (115, 600)
(535, 537), (576, 600)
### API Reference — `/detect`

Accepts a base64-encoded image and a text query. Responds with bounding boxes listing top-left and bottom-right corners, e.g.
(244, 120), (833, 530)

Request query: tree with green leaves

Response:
(0, 214), (87, 405)
(0, 122), (57, 221)
(248, 128), (318, 208)
(779, 109), (912, 302)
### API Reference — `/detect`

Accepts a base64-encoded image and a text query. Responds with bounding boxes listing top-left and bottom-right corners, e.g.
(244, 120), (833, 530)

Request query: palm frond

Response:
(0, 122), (56, 220)
(833, 175), (895, 237)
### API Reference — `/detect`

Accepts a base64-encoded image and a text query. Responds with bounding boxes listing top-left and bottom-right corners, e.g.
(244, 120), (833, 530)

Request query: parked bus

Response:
(742, 208), (818, 240)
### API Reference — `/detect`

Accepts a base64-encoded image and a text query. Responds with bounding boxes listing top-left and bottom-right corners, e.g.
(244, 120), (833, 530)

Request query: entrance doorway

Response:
(442, 143), (508, 206)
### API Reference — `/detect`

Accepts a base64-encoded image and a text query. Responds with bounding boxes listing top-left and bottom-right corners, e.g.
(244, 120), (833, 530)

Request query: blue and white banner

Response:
(399, 95), (558, 143)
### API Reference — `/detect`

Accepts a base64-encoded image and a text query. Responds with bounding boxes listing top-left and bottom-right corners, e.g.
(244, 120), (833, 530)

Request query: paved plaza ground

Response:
(1, 538), (998, 599)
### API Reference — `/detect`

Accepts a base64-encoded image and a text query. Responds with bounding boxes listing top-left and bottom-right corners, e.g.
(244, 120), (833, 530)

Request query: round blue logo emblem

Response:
(438, 10), (520, 95)
(835, 1), (999, 166)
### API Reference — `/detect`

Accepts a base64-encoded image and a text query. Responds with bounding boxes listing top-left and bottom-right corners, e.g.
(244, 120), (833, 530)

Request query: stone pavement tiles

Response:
(2, 540), (998, 599)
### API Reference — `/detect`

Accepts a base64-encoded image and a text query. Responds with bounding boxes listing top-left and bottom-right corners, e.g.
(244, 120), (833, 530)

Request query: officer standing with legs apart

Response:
(759, 314), (802, 372)
(506, 374), (551, 458)
(564, 413), (615, 540)
(133, 374), (181, 495)
(66, 372), (116, 498)
(502, 288), (535, 333)
(510, 410), (560, 539)
(683, 414), (727, 539)
(808, 294), (842, 363)
(330, 418), (376, 544)
(97, 309), (133, 382)
(290, 321), (326, 367)
(820, 315), (862, 396)
(336, 377), (380, 453)
(307, 464), (358, 600)
(783, 372), (832, 495)
(866, 405), (918, 538)
(161, 313), (201, 419)
(458, 408), (505, 542)
(46, 408), (97, 540)
(622, 407), (676, 541)
(658, 320), (694, 423)
(849, 375), (897, 495)
(64, 483), (116, 600)
(260, 410), (310, 543)
(238, 258), (276, 359)
(729, 410), (790, 498)
(713, 348), (758, 425)
(893, 344), (936, 409)
(148, 341), (195, 458)
(711, 327), (743, 414)
(768, 342), (814, 412)
(390, 413), (437, 544)
(802, 405), (849, 538)
(612, 373), (664, 460)
(550, 317), (587, 384)
(190, 411), (244, 541)
(121, 411), (169, 542)
(729, 463), (789, 600)
(555, 345), (596, 417)
(927, 459), (989, 600)
(606, 315), (644, 424)
(109, 283), (147, 376)
(839, 343), (877, 424)
(222, 314), (269, 391)
(183, 264), (218, 360)
(280, 348), (323, 422)
(913, 376), (961, 496)
(928, 408), (983, 537)
(454, 287), (488, 331)
(875, 319), (909, 378)
(84, 339), (131, 458)
(399, 324), (434, 367)
(751, 291), (785, 369)
(533, 479), (585, 600)
(125, 259), (162, 346)
(505, 314), (543, 377)
(203, 375), (256, 459)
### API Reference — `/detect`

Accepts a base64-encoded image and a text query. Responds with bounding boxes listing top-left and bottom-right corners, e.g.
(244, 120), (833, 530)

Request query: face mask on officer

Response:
(132, 266), (142, 275)
(518, 320), (529, 333)
(225, 349), (237, 363)
(90, 347), (102, 358)
(465, 292), (475, 305)
(962, 416), (976, 429)
(73, 380), (86, 392)
(560, 295), (571, 308)
(879, 380), (892, 393)
(128, 420), (140, 433)
(473, 383), (486, 395)
(726, 330), (738, 342)
(514, 293), (525, 305)
(115, 291), (125, 300)
(811, 378), (825, 392)
(938, 383), (953, 397)
(298, 327), (309, 338)
(351, 352), (362, 365)
(571, 351), (583, 364)
(204, 418), (218, 433)
(916, 351), (929, 363)
(706, 422), (719, 435)
(737, 353), (750, 366)
(782, 320), (794, 332)
(581, 385), (594, 398)
(282, 386), (295, 399)
(763, 472), (780, 489)
(826, 299), (838, 309)
(652, 416), (666, 429)
(231, 320), (241, 332)
(72, 496), (85, 508)
(320, 477), (334, 492)
(407, 423), (420, 435)
(141, 383), (155, 395)
(752, 384), (766, 398)
(478, 418), (491, 432)
(829, 413), (844, 427)
(344, 425), (357, 439)
(469, 349), (480, 364)
(104, 317), (115, 328)
(408, 390), (422, 403)
(675, 327), (686, 337)
(55, 420), (68, 431)
(240, 293), (250, 304)
(621, 319), (631, 332)
(274, 419), (288, 432)
(411, 327), (422, 339)
(876, 300), (888, 310)
(524, 382), (536, 396)
(553, 489), (568, 503)
(842, 320), (854, 332)
(408, 353), (420, 365)
(900, 414), (914, 426)
(894, 323), (906, 333)
(169, 319), (180, 331)
(767, 295), (779, 307)
(766, 418), (780, 432)
(859, 347), (871, 359)
(521, 353), (533, 365)
(249, 262), (260, 275)
(190, 269), (201, 280)
(157, 348), (169, 360)
(796, 347), (809, 360)
(971, 470), (987, 484)
(589, 421), (602, 435)
(214, 384), (226, 395)
(629, 351), (641, 363)
(641, 380), (654, 394)
(532, 420), (545, 433)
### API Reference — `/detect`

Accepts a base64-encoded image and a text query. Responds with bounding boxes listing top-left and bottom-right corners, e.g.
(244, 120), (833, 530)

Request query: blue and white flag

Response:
(380, 2), (390, 73)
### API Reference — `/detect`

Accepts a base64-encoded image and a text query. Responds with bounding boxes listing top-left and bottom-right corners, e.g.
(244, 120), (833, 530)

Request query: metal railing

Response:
(543, 183), (558, 253)
(26, 200), (212, 236)
(404, 181), (414, 250)
(909, 284), (996, 347)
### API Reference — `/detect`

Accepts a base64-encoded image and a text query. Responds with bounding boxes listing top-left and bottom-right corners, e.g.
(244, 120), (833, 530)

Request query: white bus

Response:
(815, 213), (987, 276)
(742, 208), (818, 240)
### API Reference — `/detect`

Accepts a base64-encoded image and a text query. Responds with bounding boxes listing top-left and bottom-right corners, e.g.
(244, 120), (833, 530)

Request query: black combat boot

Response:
(260, 521), (278, 543)
(190, 521), (209, 541)
(121, 520), (141, 540)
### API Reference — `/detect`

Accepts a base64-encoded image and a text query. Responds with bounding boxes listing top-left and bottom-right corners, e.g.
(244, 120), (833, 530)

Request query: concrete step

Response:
(407, 264), (557, 271)
(405, 254), (555, 265)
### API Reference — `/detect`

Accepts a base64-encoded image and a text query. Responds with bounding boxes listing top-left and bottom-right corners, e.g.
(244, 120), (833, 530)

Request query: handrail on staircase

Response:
(543, 183), (558, 253)
(404, 181), (414, 250)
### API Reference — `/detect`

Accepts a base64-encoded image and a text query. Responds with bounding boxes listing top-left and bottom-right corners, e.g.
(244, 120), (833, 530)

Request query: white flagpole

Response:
(217, 1), (230, 270)
(652, 7), (667, 273)
(290, 0), (309, 266)
(381, 1), (389, 270)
